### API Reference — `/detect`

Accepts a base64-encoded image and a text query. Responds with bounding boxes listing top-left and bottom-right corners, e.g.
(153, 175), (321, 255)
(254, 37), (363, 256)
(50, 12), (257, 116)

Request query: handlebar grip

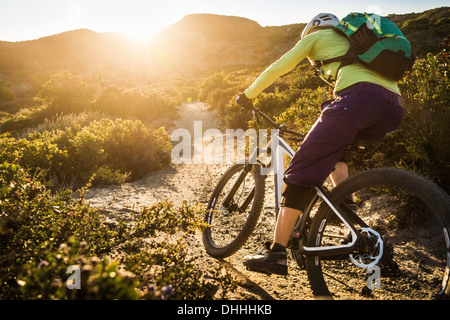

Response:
(236, 93), (253, 109)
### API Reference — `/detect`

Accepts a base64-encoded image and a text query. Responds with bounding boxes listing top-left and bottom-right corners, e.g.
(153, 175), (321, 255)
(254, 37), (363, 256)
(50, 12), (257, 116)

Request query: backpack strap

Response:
(310, 45), (358, 82)
(310, 54), (347, 69)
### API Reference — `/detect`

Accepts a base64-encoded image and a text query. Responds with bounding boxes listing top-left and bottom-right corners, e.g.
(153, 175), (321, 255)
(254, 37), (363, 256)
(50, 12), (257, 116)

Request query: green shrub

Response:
(223, 99), (253, 129)
(0, 132), (68, 183)
(102, 119), (172, 179)
(0, 81), (16, 107)
(92, 85), (179, 123)
(15, 239), (139, 300)
(393, 50), (450, 186)
(274, 86), (331, 134)
(0, 162), (128, 298)
(90, 166), (130, 186)
(0, 105), (55, 133)
(121, 239), (235, 300)
(24, 111), (108, 136)
(35, 71), (94, 114)
(198, 71), (240, 117)
(0, 71), (181, 134)
(0, 163), (238, 299)
(401, 17), (431, 33)
(0, 118), (172, 187)
(400, 50), (449, 109)
(122, 201), (237, 300)
(200, 65), (329, 129)
(198, 70), (257, 128)
(132, 201), (207, 238)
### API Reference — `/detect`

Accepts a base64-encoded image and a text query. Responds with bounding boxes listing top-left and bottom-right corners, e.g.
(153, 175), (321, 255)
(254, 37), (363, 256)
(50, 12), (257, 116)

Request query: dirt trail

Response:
(85, 101), (316, 300)
(85, 102), (447, 301)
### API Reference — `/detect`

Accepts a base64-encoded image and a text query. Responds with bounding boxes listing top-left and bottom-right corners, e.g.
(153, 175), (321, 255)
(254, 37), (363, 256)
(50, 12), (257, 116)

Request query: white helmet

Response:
(301, 13), (340, 38)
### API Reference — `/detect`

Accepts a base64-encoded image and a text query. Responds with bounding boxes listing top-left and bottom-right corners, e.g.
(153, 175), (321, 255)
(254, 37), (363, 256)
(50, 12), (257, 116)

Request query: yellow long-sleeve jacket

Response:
(245, 29), (400, 99)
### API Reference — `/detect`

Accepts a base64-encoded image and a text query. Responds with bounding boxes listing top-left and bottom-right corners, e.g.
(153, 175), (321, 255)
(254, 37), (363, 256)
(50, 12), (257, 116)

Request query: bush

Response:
(394, 50), (450, 186)
(0, 163), (237, 299)
(0, 81), (16, 107)
(198, 70), (257, 128)
(15, 239), (139, 300)
(92, 85), (179, 123)
(0, 162), (127, 298)
(198, 71), (241, 117)
(201, 65), (329, 129)
(401, 17), (431, 33)
(102, 120), (172, 179)
(0, 71), (181, 134)
(122, 201), (237, 300)
(0, 118), (172, 187)
(90, 166), (130, 186)
(35, 71), (94, 114)
(274, 86), (332, 135)
(0, 105), (55, 133)
(400, 50), (449, 109)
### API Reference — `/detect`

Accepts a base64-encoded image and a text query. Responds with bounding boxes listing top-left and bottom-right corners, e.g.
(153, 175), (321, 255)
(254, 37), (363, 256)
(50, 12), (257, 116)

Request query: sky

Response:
(0, 0), (448, 42)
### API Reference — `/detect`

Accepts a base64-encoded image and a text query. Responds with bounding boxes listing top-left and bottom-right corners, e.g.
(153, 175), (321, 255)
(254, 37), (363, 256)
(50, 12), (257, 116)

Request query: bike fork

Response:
(221, 162), (253, 210)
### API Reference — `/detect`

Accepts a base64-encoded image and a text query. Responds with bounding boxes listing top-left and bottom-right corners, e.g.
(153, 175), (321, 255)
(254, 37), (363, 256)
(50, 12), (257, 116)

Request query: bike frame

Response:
(222, 106), (381, 260)
(255, 130), (366, 258)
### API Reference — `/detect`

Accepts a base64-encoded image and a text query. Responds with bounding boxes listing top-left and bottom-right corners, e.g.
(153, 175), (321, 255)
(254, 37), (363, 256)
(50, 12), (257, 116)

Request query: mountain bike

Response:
(202, 103), (450, 300)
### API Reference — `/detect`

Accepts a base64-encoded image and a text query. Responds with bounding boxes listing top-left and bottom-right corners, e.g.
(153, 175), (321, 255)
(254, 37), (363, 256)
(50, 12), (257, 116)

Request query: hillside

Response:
(388, 6), (450, 54)
(0, 7), (448, 115)
(0, 14), (302, 81)
(0, 29), (153, 83)
(149, 14), (303, 74)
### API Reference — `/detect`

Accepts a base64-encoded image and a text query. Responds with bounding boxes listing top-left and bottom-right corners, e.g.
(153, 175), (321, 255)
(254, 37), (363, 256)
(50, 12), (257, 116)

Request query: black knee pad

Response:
(280, 182), (316, 212)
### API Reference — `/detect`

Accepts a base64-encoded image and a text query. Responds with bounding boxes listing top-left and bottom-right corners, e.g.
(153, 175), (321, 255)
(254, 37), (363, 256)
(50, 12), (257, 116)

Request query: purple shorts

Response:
(283, 82), (405, 188)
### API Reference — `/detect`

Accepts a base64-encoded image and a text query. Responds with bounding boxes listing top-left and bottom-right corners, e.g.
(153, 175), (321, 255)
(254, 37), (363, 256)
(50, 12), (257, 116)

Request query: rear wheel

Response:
(202, 163), (265, 258)
(306, 168), (450, 300)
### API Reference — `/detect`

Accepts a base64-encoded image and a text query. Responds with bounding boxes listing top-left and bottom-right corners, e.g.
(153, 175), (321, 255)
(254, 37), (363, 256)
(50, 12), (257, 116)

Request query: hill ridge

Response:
(0, 7), (448, 112)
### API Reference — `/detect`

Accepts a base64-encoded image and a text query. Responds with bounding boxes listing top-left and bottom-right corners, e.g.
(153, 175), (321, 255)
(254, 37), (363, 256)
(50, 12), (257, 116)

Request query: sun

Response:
(115, 9), (180, 43)
(121, 27), (160, 42)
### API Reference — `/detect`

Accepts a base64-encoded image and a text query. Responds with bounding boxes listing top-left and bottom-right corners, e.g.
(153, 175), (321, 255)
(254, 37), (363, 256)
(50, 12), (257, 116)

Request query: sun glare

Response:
(121, 27), (161, 42)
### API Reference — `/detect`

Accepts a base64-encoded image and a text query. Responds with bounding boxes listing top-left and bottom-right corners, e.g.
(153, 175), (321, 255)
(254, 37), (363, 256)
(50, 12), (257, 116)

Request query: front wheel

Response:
(306, 168), (450, 300)
(202, 163), (265, 258)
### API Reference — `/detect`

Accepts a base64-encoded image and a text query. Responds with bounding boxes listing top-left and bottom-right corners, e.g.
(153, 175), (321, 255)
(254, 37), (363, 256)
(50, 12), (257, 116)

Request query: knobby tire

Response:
(203, 163), (266, 258)
(306, 167), (450, 300)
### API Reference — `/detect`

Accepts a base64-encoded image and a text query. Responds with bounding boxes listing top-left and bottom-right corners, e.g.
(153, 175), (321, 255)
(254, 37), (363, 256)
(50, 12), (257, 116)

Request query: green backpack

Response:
(312, 12), (415, 81)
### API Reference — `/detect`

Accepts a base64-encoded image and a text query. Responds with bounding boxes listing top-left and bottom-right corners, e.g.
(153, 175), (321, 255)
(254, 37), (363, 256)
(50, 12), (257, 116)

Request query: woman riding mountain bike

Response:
(235, 12), (408, 276)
